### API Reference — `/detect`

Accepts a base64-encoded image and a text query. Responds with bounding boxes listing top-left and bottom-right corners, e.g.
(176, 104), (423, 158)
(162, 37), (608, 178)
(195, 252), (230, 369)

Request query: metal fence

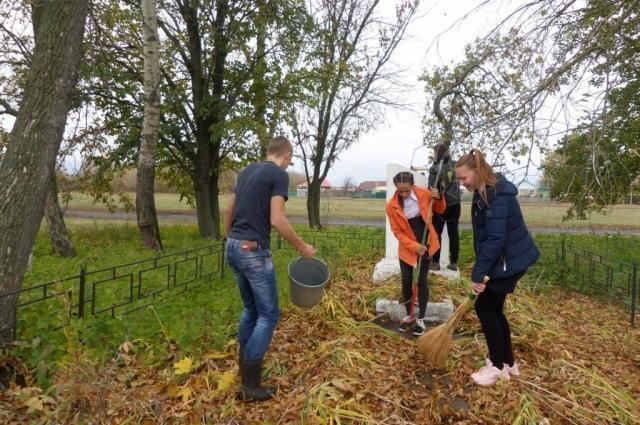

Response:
(0, 244), (227, 342)
(1, 230), (637, 343)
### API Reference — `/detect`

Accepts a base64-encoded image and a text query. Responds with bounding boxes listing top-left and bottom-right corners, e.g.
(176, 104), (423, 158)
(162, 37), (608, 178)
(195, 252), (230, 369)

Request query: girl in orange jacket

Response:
(386, 171), (446, 336)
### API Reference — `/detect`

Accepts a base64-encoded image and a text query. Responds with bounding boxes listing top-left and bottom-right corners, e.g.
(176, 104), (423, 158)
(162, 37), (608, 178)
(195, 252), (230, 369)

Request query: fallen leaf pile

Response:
(1, 255), (639, 424)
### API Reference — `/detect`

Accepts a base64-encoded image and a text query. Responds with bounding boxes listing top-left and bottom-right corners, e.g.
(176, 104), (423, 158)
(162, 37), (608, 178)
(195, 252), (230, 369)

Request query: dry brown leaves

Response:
(1, 255), (639, 424)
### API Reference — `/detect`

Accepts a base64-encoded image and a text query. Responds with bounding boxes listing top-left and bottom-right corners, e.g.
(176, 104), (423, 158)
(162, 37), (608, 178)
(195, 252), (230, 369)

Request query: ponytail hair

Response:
(456, 149), (496, 205)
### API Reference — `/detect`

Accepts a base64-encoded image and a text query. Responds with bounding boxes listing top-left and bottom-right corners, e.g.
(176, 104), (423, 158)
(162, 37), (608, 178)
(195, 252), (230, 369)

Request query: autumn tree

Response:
(423, 0), (639, 212)
(86, 0), (308, 238)
(0, 0), (88, 343)
(290, 0), (417, 228)
(0, 1), (77, 257)
(136, 0), (163, 250)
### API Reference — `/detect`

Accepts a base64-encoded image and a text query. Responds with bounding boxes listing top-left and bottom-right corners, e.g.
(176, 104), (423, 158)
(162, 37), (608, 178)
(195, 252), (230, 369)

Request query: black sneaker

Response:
(429, 263), (440, 271)
(412, 319), (426, 336)
(447, 263), (458, 271)
(398, 316), (414, 332)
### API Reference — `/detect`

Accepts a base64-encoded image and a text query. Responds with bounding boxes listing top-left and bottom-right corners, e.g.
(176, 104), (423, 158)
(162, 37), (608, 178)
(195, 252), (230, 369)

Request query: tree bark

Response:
(193, 160), (216, 238)
(0, 0), (88, 344)
(136, 0), (163, 250)
(252, 0), (269, 158)
(44, 172), (75, 257)
(307, 180), (322, 229)
(180, 0), (227, 239)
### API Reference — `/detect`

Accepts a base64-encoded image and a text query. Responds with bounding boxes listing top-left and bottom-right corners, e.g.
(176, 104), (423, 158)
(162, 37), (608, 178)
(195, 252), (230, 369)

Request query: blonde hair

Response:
(456, 148), (496, 205)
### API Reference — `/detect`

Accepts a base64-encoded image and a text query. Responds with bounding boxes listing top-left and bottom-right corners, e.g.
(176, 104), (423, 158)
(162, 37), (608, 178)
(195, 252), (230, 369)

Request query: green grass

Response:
(63, 191), (640, 228)
(13, 221), (637, 387)
(15, 223), (383, 386)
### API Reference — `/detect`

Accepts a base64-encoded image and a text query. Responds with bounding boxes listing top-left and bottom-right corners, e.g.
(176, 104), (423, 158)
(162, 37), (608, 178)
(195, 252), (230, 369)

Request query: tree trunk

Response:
(252, 0), (269, 158)
(44, 172), (75, 257)
(209, 169), (221, 239)
(307, 180), (322, 229)
(136, 0), (163, 250)
(0, 0), (88, 344)
(194, 159), (216, 238)
(180, 0), (227, 239)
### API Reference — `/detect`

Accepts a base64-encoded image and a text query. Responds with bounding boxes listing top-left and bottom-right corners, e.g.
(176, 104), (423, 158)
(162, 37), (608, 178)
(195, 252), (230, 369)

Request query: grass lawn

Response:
(65, 191), (640, 229)
(5, 225), (639, 423)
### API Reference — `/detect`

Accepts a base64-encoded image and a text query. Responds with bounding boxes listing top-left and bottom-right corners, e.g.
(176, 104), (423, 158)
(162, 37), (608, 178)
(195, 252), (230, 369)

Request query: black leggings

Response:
(432, 204), (461, 263)
(400, 258), (430, 318)
(474, 290), (514, 368)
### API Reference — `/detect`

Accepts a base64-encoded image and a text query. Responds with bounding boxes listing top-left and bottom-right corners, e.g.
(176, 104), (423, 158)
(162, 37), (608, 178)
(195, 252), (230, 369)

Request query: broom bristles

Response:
(416, 295), (475, 367)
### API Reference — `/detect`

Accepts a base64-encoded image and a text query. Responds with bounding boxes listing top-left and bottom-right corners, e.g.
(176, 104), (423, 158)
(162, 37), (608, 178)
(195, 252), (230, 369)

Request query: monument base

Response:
(375, 298), (454, 324)
(429, 267), (461, 280)
(372, 258), (400, 283)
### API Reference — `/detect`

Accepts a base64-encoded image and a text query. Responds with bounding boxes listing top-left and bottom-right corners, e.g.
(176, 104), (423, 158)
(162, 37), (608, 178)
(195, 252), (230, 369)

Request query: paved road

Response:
(64, 209), (639, 236)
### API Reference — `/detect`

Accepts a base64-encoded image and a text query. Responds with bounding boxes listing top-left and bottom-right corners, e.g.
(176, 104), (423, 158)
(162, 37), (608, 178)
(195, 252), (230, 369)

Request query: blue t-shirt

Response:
(229, 161), (289, 249)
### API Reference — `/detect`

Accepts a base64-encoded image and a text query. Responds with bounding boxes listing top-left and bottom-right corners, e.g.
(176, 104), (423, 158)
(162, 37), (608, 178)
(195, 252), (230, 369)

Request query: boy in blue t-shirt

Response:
(224, 136), (315, 402)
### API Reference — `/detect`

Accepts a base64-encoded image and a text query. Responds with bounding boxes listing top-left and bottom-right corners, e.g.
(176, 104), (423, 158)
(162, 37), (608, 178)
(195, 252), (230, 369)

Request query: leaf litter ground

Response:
(1, 255), (639, 424)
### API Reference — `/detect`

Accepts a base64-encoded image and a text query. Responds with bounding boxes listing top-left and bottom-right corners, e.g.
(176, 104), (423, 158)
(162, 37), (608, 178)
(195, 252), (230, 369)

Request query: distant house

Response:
(356, 180), (387, 198)
(296, 179), (332, 197)
(357, 180), (386, 191)
(517, 181), (538, 198)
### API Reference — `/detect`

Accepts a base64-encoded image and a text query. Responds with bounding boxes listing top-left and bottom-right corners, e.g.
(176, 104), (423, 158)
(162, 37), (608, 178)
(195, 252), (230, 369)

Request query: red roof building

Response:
(357, 180), (386, 191)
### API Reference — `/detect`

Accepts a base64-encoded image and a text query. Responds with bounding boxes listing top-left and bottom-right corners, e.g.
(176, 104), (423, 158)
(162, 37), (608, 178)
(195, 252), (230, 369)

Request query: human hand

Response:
(430, 188), (441, 199)
(416, 244), (427, 256)
(471, 281), (486, 295)
(299, 243), (316, 258)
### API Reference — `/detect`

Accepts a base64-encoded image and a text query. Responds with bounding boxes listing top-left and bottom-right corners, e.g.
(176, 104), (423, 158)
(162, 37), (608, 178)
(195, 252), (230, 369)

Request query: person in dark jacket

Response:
(455, 149), (540, 386)
(428, 143), (461, 271)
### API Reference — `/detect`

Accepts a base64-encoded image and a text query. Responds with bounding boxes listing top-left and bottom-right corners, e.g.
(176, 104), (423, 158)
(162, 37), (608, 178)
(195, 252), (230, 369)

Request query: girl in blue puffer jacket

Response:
(455, 149), (539, 386)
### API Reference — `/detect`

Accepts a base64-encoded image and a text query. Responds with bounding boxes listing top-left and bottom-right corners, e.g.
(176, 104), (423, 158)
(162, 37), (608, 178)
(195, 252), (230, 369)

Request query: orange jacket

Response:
(386, 186), (446, 266)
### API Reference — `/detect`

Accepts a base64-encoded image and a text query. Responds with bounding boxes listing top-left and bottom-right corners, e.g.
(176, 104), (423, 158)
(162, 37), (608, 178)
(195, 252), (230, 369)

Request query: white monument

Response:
(373, 163), (460, 282)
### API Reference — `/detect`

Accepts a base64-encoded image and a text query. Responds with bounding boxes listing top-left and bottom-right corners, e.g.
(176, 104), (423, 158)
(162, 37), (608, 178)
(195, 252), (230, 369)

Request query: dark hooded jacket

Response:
(471, 174), (540, 285)
(428, 153), (460, 207)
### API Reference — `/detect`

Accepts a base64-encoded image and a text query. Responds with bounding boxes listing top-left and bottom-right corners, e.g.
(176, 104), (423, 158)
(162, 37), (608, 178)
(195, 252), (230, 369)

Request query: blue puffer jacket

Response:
(471, 174), (540, 283)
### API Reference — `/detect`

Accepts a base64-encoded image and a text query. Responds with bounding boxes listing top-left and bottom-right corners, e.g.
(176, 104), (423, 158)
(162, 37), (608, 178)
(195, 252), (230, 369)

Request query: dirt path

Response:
(64, 208), (640, 235)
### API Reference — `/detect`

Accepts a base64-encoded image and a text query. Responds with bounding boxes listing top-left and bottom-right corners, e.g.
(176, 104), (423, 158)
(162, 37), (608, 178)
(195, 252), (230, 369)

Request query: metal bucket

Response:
(288, 257), (330, 308)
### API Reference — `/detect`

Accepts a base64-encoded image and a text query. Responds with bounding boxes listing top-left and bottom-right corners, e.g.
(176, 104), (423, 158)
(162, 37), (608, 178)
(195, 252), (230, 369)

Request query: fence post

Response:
(631, 261), (638, 327)
(78, 265), (86, 319)
(560, 237), (566, 286)
(220, 240), (225, 279)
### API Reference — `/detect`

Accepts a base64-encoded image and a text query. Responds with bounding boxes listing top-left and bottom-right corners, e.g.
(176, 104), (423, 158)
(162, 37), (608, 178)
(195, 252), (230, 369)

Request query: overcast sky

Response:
(294, 0), (538, 187)
(1, 1), (550, 188)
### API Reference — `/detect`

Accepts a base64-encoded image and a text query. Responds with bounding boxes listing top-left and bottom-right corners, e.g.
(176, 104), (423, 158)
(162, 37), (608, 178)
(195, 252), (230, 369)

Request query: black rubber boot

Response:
(238, 346), (244, 371)
(237, 359), (276, 402)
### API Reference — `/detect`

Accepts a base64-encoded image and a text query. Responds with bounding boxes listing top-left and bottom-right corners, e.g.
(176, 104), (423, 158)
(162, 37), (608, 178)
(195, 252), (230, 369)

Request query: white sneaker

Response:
(506, 362), (520, 377)
(471, 359), (510, 386)
(412, 318), (426, 336)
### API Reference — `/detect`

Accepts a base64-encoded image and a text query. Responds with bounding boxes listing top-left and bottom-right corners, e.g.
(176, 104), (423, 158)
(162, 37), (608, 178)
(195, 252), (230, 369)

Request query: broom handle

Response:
(409, 155), (447, 319)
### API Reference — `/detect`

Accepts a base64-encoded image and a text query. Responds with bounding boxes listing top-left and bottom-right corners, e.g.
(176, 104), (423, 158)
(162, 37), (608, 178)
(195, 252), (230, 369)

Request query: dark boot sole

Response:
(236, 388), (276, 402)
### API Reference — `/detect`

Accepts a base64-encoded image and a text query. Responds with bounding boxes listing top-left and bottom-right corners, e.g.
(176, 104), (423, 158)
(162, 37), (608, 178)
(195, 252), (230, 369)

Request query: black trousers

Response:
(400, 258), (430, 318)
(432, 204), (461, 264)
(474, 271), (526, 366)
(399, 216), (430, 318)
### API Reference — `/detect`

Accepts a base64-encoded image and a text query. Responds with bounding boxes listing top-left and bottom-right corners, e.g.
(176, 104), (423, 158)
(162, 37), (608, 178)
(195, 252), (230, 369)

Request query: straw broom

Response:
(416, 276), (489, 368)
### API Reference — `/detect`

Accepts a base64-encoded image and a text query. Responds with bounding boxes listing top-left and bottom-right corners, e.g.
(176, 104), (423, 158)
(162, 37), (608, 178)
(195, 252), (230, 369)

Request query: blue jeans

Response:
(226, 238), (280, 361)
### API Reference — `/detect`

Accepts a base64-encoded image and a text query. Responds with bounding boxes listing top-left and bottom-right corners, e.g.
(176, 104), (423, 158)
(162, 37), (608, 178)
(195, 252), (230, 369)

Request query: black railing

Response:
(0, 243), (226, 342)
(1, 230), (637, 343)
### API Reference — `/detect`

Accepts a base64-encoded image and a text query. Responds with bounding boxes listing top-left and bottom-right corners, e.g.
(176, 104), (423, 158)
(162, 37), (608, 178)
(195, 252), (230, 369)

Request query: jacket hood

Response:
(493, 174), (518, 196)
(475, 174), (517, 206)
